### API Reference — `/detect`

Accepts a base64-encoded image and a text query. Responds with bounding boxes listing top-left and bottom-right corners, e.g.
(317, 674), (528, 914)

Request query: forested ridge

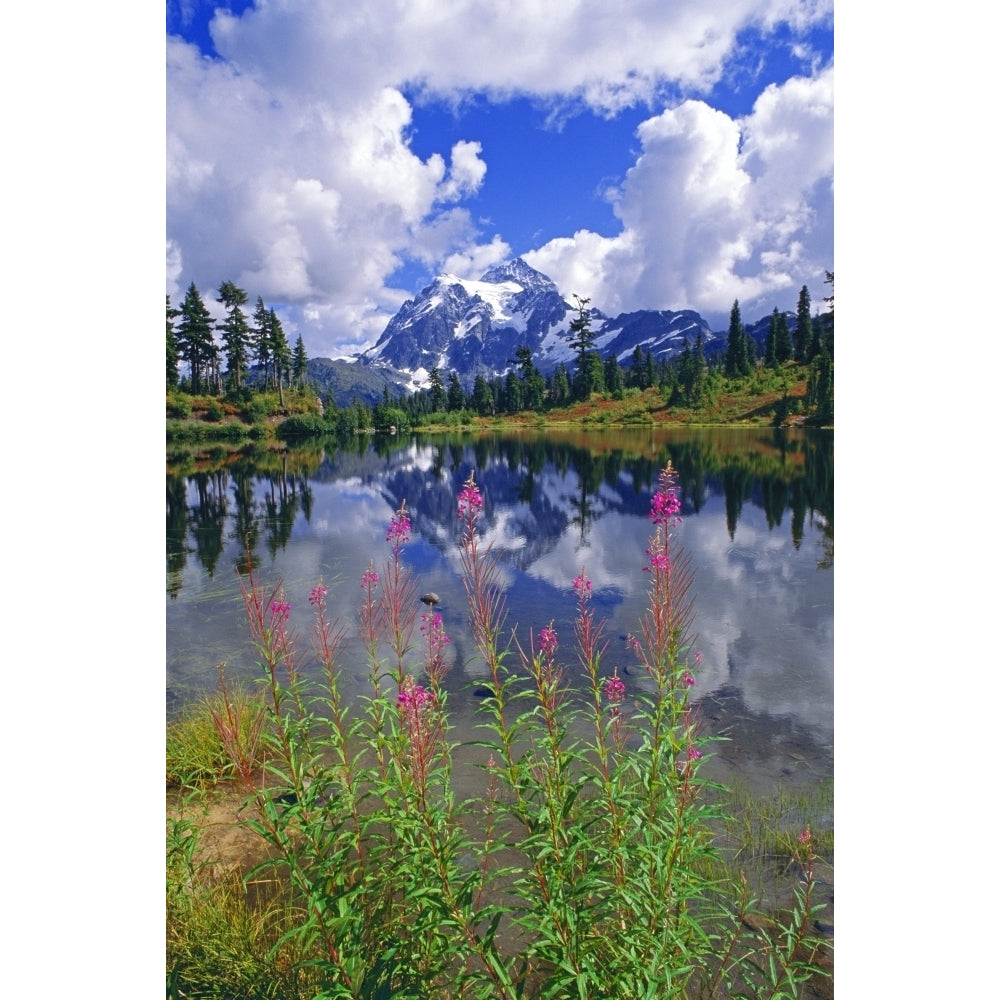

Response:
(166, 275), (832, 438)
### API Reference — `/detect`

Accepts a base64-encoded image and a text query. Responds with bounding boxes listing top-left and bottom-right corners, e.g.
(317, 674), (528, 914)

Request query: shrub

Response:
(275, 414), (327, 439)
(166, 393), (192, 419)
(239, 397), (270, 424)
(204, 399), (225, 422)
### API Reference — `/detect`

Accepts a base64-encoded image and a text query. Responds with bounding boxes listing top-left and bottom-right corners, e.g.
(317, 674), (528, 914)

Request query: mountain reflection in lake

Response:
(167, 426), (832, 795)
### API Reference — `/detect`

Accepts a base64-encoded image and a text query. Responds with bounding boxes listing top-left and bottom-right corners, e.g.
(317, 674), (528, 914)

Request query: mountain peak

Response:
(480, 257), (551, 288)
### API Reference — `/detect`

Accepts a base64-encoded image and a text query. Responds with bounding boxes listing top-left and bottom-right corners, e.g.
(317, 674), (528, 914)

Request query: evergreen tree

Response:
(765, 309), (779, 368)
(549, 364), (572, 407)
(644, 349), (656, 390)
(471, 375), (494, 415)
(267, 309), (292, 408)
(604, 354), (624, 398)
(795, 285), (813, 362)
(583, 350), (605, 396)
(567, 294), (599, 400)
(447, 372), (465, 412)
(724, 300), (751, 377)
(428, 367), (446, 412)
(252, 296), (272, 388)
(268, 309), (292, 391)
(216, 281), (251, 391)
(683, 332), (708, 406)
(808, 342), (834, 424)
(166, 294), (180, 390)
(775, 312), (793, 363)
(626, 345), (646, 389)
(292, 335), (308, 386)
(513, 345), (545, 411)
(503, 370), (523, 413)
(176, 282), (216, 395)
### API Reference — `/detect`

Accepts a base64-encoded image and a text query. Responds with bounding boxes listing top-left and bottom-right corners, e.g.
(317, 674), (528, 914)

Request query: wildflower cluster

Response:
(649, 484), (682, 526)
(603, 672), (626, 704)
(537, 622), (558, 658)
(395, 675), (444, 801)
(396, 675), (435, 718)
(386, 500), (411, 545)
(457, 475), (484, 520)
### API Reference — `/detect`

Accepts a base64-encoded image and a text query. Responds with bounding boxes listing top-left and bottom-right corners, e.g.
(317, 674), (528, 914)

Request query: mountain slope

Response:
(358, 258), (727, 391)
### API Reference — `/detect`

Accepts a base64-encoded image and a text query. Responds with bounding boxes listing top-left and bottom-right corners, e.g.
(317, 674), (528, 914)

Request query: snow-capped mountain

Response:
(358, 258), (719, 390)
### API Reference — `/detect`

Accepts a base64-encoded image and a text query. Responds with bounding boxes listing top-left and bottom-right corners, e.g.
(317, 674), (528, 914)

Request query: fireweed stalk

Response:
(457, 471), (530, 819)
(380, 500), (419, 687)
(204, 470), (829, 999)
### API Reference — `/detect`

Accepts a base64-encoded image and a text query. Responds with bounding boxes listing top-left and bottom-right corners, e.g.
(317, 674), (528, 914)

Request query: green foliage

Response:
(204, 399), (225, 422)
(239, 396), (271, 424)
(166, 392), (192, 419)
(167, 419), (250, 444)
(276, 414), (328, 439)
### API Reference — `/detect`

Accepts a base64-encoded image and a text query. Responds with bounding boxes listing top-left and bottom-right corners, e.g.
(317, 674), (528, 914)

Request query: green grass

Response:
(166, 685), (268, 790)
(167, 816), (316, 999)
(695, 777), (834, 894)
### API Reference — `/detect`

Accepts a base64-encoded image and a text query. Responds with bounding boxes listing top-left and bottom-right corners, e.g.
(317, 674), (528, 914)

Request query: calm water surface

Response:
(167, 426), (833, 796)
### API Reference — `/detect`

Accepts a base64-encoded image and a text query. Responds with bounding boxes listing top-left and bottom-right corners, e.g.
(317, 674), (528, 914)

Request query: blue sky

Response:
(166, 1), (834, 359)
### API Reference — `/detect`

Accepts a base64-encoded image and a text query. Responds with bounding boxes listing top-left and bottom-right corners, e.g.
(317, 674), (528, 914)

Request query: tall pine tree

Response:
(216, 281), (251, 390)
(292, 334), (308, 386)
(447, 372), (465, 412)
(166, 294), (180, 390)
(567, 294), (599, 400)
(176, 282), (216, 394)
(724, 300), (751, 377)
(776, 311), (793, 363)
(252, 296), (272, 388)
(268, 309), (292, 404)
(795, 285), (813, 362)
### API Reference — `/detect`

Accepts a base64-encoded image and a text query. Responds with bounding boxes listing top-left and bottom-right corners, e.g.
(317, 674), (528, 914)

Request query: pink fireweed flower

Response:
(458, 472), (484, 520)
(644, 551), (670, 573)
(270, 600), (291, 623)
(687, 745), (703, 760)
(386, 501), (411, 544)
(798, 825), (812, 846)
(397, 678), (435, 713)
(604, 672), (626, 704)
(572, 572), (592, 598)
(694, 651), (702, 666)
(361, 567), (379, 589)
(538, 622), (558, 657)
(682, 671), (695, 687)
(649, 479), (682, 526)
(308, 584), (328, 607)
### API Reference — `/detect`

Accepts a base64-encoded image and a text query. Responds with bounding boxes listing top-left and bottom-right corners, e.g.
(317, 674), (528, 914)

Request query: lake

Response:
(167, 425), (833, 797)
